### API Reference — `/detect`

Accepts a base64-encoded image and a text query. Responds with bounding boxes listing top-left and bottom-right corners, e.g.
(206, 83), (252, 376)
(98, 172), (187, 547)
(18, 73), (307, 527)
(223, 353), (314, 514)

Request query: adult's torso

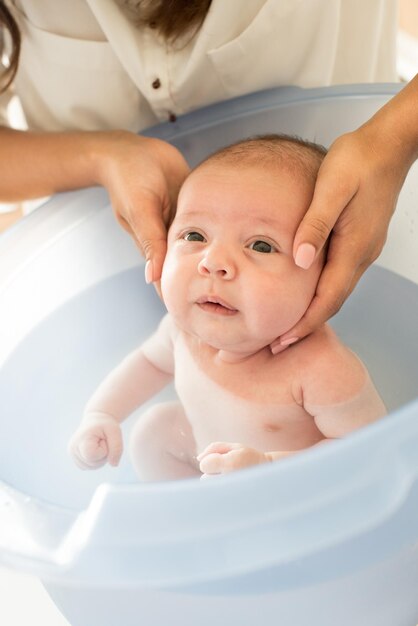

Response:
(3, 0), (398, 132)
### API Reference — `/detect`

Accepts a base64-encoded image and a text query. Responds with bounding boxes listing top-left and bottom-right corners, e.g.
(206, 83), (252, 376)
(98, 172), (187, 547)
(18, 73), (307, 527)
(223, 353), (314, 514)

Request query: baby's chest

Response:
(174, 357), (314, 452)
(173, 338), (305, 422)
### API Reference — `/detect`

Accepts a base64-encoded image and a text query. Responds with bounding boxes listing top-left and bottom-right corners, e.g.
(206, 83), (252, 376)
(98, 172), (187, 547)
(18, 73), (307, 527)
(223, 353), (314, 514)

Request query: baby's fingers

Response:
(199, 448), (246, 475)
(69, 418), (123, 470)
(199, 453), (226, 475)
(197, 441), (240, 463)
(79, 436), (108, 463)
(69, 435), (108, 470)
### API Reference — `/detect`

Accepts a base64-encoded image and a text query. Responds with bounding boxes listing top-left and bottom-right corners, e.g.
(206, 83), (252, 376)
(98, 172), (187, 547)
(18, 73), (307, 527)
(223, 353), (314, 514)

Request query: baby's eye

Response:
(184, 231), (205, 242)
(250, 240), (276, 254)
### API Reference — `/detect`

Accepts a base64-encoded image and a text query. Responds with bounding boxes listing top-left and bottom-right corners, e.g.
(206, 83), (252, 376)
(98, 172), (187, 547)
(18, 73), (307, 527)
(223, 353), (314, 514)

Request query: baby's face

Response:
(161, 162), (323, 354)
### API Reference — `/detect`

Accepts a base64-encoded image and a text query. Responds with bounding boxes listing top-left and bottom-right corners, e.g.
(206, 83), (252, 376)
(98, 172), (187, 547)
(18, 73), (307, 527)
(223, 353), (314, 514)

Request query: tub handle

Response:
(0, 481), (77, 572)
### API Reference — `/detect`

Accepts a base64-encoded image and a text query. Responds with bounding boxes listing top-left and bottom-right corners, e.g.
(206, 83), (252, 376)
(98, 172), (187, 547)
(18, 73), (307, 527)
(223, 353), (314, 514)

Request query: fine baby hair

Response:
(198, 133), (327, 175)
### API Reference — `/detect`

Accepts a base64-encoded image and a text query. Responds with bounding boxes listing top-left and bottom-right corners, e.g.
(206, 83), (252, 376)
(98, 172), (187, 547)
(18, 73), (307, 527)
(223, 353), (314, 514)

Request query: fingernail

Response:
(279, 336), (299, 347)
(295, 243), (316, 269)
(271, 337), (299, 354)
(145, 260), (153, 284)
(270, 342), (285, 355)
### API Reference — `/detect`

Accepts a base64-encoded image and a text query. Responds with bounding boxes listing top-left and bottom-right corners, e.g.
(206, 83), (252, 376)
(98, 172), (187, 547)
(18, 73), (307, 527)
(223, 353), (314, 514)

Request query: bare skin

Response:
(0, 127), (190, 278)
(69, 161), (385, 480)
(1, 76), (417, 333)
(277, 73), (418, 347)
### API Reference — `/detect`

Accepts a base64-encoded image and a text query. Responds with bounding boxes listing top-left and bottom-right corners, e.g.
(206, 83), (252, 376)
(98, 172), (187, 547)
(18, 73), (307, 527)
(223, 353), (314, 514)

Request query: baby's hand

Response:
(197, 442), (269, 477)
(68, 413), (123, 470)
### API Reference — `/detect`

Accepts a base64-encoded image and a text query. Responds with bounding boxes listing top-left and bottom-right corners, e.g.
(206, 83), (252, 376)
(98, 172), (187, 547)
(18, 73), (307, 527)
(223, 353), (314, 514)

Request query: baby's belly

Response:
(184, 400), (325, 454)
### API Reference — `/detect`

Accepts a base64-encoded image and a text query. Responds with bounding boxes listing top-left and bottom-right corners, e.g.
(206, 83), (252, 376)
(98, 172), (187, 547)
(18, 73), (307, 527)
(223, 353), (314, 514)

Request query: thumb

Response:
(293, 158), (357, 270)
(128, 194), (169, 284)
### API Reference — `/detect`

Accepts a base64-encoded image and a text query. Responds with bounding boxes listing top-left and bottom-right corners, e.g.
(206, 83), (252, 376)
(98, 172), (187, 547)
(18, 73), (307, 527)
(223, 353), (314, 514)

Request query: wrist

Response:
(81, 410), (118, 427)
(84, 130), (128, 187)
(88, 130), (153, 187)
(359, 80), (418, 168)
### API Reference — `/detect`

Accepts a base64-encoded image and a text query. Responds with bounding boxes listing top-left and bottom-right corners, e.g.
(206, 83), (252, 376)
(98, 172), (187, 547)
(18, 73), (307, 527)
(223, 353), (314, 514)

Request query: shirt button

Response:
(168, 113), (177, 123)
(152, 78), (161, 89)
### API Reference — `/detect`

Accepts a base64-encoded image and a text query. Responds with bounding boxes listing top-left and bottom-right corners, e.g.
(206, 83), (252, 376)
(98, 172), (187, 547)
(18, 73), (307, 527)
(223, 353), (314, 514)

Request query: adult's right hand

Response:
(0, 127), (189, 282)
(94, 131), (190, 283)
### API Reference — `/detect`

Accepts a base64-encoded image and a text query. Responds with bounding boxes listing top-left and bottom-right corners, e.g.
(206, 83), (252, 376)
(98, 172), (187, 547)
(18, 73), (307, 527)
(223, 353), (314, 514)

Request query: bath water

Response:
(0, 264), (417, 509)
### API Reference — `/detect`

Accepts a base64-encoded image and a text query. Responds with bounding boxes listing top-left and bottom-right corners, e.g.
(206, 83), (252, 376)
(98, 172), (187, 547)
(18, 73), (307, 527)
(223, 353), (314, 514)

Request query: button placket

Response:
(144, 35), (176, 122)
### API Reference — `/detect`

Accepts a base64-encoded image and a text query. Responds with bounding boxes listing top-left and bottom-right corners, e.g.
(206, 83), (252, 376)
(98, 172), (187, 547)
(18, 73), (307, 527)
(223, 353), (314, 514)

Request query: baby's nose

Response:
(198, 246), (236, 279)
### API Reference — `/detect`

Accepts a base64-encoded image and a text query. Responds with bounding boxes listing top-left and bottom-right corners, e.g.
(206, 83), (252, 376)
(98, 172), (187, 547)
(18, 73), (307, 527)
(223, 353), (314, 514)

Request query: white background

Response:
(0, 566), (70, 625)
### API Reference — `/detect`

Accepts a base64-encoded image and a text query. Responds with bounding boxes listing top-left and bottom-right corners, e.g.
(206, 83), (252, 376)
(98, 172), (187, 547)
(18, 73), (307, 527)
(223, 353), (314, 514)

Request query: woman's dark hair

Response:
(0, 0), (20, 93)
(0, 0), (212, 94)
(117, 0), (212, 43)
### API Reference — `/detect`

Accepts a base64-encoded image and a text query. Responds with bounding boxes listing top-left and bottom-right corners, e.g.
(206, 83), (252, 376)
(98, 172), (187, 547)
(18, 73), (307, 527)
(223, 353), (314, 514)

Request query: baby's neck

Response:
(215, 346), (271, 364)
(184, 331), (284, 365)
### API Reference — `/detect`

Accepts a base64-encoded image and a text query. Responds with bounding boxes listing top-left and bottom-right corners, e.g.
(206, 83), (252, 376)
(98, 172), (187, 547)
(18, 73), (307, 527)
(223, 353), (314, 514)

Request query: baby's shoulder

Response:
(291, 325), (368, 404)
(293, 324), (348, 363)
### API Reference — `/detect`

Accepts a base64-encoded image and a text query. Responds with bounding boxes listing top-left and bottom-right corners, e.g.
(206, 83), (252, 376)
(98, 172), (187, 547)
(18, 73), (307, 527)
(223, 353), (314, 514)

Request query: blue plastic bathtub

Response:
(1, 84), (418, 626)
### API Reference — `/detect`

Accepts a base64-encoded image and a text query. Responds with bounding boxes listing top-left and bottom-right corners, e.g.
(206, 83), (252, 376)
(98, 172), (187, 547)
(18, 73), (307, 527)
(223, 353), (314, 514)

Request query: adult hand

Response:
(95, 131), (190, 283)
(273, 116), (417, 350)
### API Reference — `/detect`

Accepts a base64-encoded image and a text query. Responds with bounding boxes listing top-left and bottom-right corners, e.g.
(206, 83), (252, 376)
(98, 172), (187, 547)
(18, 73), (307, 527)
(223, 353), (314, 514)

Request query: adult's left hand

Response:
(272, 76), (418, 351)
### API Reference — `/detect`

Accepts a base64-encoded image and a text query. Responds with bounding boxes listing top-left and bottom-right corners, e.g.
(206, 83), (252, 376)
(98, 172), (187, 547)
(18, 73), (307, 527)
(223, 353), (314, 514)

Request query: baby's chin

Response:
(192, 328), (273, 356)
(168, 308), (288, 354)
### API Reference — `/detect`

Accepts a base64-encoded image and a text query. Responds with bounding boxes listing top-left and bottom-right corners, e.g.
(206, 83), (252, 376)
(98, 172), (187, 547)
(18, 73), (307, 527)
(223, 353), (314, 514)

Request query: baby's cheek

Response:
(256, 280), (312, 335)
(160, 256), (179, 310)
(161, 257), (191, 321)
(291, 274), (318, 310)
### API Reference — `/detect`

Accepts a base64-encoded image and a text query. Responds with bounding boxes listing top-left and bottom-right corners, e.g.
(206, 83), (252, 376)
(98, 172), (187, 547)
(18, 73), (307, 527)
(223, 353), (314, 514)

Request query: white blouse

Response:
(1, 0), (398, 132)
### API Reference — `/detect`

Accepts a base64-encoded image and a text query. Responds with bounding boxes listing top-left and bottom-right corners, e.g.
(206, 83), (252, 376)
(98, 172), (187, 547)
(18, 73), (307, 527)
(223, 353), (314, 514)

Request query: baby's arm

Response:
(299, 335), (386, 440)
(69, 315), (175, 469)
(198, 331), (385, 477)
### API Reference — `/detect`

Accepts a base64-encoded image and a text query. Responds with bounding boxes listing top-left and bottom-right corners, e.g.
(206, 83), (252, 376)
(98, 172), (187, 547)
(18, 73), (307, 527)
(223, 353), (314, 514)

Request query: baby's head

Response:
(161, 134), (327, 355)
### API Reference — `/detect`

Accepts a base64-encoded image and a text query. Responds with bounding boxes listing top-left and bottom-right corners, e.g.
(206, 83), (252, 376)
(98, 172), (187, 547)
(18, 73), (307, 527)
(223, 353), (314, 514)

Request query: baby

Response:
(69, 134), (386, 480)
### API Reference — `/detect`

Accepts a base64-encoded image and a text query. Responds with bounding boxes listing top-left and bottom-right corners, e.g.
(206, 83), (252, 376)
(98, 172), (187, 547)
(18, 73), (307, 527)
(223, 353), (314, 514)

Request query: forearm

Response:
(0, 126), (126, 202)
(360, 73), (418, 167)
(84, 349), (172, 424)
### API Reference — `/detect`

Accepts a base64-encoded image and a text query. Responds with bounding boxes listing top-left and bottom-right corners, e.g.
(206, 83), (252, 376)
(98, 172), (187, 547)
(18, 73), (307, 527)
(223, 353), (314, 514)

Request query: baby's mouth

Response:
(196, 296), (238, 316)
